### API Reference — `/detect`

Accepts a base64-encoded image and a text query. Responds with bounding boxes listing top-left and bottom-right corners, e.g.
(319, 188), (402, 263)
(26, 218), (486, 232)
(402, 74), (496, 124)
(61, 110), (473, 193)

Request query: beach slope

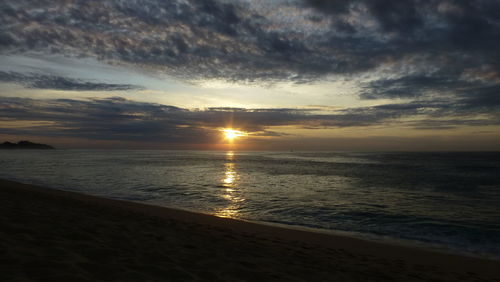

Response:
(1, 178), (499, 281)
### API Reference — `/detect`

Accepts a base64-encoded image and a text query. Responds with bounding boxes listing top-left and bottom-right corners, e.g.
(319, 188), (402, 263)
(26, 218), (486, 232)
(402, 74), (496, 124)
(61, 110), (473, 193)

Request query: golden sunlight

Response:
(221, 128), (246, 141)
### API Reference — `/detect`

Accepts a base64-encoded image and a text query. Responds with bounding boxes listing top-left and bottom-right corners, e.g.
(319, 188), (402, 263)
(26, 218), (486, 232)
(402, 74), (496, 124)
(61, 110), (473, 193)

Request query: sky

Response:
(1, 0), (500, 150)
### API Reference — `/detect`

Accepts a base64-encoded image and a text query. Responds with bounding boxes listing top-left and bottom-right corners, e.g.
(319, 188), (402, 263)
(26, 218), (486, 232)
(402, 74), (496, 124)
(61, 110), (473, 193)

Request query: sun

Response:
(221, 128), (245, 141)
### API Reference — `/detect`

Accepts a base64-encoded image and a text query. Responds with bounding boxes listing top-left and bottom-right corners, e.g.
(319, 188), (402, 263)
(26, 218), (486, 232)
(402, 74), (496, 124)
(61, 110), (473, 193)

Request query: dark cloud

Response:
(0, 0), (497, 84)
(0, 96), (394, 143)
(303, 0), (500, 112)
(360, 72), (500, 115)
(302, 0), (352, 14)
(360, 74), (468, 100)
(365, 0), (425, 34)
(1, 96), (498, 144)
(0, 71), (143, 91)
(0, 97), (200, 142)
(459, 84), (500, 109)
(408, 118), (500, 130)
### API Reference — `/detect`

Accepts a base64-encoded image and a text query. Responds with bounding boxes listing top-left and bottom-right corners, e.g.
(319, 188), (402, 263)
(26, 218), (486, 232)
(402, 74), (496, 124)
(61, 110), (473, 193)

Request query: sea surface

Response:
(1, 150), (499, 258)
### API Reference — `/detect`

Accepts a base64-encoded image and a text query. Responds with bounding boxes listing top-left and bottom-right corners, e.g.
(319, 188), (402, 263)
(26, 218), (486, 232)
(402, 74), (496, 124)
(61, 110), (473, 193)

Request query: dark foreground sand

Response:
(1, 179), (499, 282)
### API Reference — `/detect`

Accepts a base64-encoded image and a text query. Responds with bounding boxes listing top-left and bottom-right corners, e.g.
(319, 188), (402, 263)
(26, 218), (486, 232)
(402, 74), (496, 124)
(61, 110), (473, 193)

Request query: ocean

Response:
(1, 150), (499, 258)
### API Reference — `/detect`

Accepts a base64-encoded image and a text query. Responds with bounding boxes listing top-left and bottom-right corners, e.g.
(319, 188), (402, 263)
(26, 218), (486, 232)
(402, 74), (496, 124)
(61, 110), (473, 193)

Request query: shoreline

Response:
(1, 178), (499, 281)
(244, 218), (499, 261)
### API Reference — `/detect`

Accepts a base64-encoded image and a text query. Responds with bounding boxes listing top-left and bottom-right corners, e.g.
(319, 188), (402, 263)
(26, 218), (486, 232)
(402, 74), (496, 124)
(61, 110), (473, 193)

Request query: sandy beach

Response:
(1, 178), (499, 282)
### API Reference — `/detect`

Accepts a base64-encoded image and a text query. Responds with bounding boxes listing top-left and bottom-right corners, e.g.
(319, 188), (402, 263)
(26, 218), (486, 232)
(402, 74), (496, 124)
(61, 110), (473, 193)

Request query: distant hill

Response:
(0, 141), (55, 150)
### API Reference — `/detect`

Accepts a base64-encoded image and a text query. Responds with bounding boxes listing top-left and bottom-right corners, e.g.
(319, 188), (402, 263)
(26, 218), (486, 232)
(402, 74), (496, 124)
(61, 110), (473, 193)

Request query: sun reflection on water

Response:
(223, 163), (236, 186)
(214, 151), (244, 218)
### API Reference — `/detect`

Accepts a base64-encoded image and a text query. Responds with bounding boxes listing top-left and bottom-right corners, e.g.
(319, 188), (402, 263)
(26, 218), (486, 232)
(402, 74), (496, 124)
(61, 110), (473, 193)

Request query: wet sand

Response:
(1, 178), (499, 281)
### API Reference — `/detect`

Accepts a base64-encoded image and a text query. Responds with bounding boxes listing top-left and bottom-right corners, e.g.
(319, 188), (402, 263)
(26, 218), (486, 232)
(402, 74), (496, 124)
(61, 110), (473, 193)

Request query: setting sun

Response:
(221, 128), (246, 141)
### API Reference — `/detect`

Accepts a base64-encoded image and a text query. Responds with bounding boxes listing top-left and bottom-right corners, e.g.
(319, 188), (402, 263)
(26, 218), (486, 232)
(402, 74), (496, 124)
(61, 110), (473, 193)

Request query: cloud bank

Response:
(0, 71), (143, 91)
(1, 0), (499, 83)
(1, 96), (498, 144)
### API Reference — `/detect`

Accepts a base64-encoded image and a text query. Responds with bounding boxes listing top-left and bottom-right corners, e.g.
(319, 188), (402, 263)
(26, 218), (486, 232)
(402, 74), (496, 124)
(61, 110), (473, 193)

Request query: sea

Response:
(1, 150), (499, 259)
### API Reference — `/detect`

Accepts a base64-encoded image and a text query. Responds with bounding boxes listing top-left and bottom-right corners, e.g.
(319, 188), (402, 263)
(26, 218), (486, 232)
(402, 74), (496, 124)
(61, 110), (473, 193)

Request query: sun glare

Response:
(222, 128), (245, 141)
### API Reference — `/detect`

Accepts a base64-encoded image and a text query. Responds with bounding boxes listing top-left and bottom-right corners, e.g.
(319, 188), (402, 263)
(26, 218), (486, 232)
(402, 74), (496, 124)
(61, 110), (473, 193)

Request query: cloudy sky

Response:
(1, 0), (499, 150)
